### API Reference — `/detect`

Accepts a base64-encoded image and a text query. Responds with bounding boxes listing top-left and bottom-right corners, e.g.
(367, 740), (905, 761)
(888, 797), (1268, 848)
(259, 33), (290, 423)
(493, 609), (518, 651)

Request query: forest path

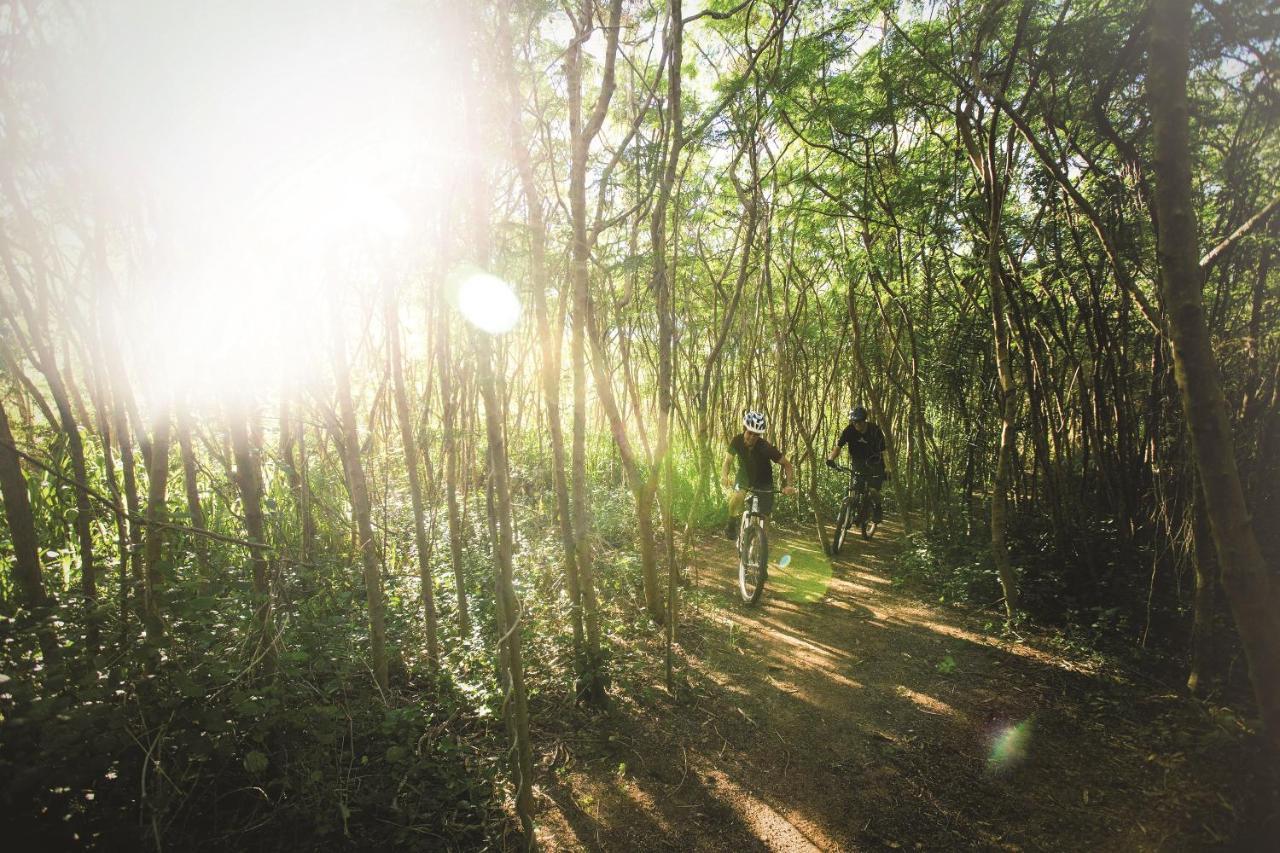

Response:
(531, 520), (1262, 851)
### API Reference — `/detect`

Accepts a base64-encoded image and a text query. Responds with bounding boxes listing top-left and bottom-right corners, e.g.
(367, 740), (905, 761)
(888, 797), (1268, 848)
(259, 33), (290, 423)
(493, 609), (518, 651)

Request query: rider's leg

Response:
(726, 489), (745, 538)
(870, 487), (883, 523)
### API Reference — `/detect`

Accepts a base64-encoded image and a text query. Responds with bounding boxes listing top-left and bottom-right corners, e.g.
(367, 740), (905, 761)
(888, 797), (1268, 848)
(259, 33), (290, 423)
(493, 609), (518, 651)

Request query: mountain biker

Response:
(723, 410), (797, 540)
(825, 406), (890, 525)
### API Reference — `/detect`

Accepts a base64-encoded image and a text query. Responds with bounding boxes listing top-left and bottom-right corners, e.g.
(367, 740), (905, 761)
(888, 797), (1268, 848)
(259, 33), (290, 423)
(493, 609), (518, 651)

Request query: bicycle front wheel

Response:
(739, 522), (768, 605)
(832, 503), (849, 555)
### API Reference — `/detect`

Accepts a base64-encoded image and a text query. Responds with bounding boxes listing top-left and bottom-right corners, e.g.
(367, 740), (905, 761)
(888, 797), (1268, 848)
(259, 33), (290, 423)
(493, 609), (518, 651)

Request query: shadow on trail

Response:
(535, 519), (1265, 850)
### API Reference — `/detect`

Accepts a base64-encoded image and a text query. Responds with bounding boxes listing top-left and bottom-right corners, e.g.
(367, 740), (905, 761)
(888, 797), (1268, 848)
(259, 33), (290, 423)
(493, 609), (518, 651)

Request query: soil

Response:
(527, 520), (1279, 851)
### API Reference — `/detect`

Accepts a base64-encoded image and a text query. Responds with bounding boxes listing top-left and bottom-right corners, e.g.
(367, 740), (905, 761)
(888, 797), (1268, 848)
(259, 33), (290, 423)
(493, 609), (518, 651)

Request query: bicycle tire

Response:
(832, 503), (849, 555)
(739, 522), (767, 605)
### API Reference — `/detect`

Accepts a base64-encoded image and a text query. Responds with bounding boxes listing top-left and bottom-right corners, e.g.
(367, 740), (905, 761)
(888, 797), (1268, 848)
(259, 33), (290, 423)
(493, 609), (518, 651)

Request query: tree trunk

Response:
(1149, 0), (1280, 745)
(49, 359), (97, 603)
(279, 397), (313, 563)
(116, 401), (142, 626)
(330, 313), (390, 692)
(141, 410), (172, 642)
(1187, 478), (1216, 694)
(500, 0), (584, 679)
(229, 407), (275, 669)
(437, 318), (472, 646)
(0, 397), (60, 663)
(475, 330), (537, 846)
(564, 0), (624, 700)
(989, 250), (1021, 622)
(0, 230), (97, 605)
(176, 406), (209, 585)
(387, 287), (440, 668)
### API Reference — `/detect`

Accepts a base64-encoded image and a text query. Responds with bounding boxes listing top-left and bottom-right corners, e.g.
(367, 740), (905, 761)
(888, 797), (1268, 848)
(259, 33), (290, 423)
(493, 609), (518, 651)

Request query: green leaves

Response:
(243, 750), (269, 775)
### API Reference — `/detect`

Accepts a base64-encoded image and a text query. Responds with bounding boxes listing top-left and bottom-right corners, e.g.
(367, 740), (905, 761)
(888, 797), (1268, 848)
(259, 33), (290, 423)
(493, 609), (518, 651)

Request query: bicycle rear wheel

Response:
(738, 522), (768, 605)
(855, 489), (875, 535)
(860, 492), (875, 539)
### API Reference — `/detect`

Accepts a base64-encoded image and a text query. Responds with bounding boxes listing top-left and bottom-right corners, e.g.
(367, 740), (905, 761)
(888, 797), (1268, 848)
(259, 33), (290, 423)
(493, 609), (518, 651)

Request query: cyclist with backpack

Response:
(825, 406), (890, 526)
(723, 410), (796, 540)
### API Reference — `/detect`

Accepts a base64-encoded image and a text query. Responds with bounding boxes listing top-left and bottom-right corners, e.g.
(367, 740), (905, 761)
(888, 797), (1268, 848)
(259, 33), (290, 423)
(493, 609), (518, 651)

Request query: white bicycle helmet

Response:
(743, 410), (767, 434)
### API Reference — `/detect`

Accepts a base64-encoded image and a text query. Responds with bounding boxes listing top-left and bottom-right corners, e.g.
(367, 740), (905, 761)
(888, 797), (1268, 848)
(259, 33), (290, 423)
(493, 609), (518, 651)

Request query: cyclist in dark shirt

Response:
(826, 406), (890, 524)
(723, 410), (796, 540)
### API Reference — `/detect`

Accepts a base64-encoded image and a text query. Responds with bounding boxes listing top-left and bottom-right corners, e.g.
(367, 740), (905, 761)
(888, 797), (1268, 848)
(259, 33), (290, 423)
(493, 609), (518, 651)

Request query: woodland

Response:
(1, 0), (1278, 849)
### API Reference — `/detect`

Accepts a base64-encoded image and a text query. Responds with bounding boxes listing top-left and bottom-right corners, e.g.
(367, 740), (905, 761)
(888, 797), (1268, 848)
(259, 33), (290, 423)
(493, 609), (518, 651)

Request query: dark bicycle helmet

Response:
(849, 406), (868, 422)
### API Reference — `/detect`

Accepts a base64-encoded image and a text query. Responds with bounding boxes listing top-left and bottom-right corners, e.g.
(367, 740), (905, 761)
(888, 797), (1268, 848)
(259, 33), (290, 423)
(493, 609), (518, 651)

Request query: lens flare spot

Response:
(777, 554), (792, 568)
(457, 272), (521, 334)
(986, 719), (1032, 774)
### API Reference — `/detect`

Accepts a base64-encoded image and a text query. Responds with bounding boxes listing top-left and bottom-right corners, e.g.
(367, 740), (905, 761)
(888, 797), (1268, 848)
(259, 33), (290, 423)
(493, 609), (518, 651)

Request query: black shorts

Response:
(736, 485), (775, 516)
(850, 460), (885, 489)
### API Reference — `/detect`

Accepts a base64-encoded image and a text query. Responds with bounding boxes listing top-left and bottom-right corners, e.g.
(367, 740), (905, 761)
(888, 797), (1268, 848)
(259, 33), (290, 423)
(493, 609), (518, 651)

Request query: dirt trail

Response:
(532, 521), (1271, 851)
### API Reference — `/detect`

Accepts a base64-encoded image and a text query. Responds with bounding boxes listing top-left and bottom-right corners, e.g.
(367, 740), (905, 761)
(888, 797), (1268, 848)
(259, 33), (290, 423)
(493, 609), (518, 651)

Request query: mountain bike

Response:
(827, 460), (883, 555)
(736, 487), (778, 605)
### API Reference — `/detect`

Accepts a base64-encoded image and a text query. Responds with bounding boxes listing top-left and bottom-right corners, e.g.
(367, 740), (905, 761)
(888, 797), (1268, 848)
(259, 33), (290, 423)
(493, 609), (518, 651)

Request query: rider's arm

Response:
(780, 455), (797, 494)
(721, 452), (735, 489)
(828, 425), (850, 462)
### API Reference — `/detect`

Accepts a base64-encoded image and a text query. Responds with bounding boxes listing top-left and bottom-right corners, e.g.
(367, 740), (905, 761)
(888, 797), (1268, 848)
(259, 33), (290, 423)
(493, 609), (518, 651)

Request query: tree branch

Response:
(1199, 195), (1280, 273)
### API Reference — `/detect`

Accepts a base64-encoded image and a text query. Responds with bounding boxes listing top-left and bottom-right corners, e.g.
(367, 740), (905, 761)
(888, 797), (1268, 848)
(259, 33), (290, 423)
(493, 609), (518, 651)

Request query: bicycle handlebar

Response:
(826, 459), (890, 482)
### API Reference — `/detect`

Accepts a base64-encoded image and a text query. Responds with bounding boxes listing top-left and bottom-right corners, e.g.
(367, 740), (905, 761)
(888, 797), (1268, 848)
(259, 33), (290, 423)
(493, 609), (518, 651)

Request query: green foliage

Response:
(894, 529), (1001, 606)
(0, 560), (503, 851)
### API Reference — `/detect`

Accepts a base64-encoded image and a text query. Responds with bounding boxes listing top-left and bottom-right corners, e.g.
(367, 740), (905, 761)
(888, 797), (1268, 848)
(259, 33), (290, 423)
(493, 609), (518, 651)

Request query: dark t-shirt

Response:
(838, 423), (886, 466)
(728, 433), (783, 488)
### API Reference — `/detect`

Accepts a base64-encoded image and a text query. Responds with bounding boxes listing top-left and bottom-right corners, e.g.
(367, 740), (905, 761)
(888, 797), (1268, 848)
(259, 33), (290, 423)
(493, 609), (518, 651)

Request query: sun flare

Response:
(69, 1), (471, 408)
(456, 272), (522, 335)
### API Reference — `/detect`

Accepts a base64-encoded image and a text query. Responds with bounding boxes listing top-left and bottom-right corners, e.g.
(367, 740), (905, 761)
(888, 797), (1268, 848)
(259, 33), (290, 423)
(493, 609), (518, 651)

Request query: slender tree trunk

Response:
(0, 232), (97, 605)
(475, 330), (537, 845)
(296, 410), (315, 562)
(564, 0), (624, 700)
(330, 313), (390, 692)
(279, 397), (310, 565)
(116, 401), (142, 625)
(89, 371), (130, 632)
(989, 249), (1021, 622)
(0, 397), (60, 662)
(499, 0), (584, 678)
(1149, 0), (1280, 745)
(51, 360), (97, 603)
(1187, 477), (1216, 694)
(652, 0), (684, 648)
(957, 101), (1021, 622)
(176, 406), (208, 584)
(387, 287), (440, 668)
(141, 410), (172, 642)
(437, 319), (472, 645)
(229, 407), (274, 669)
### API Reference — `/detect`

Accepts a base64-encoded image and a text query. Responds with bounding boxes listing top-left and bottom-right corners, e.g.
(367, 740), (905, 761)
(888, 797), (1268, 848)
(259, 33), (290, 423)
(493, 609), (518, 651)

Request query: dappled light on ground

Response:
(895, 684), (959, 718)
(535, 519), (1260, 850)
(764, 536), (833, 605)
(696, 766), (832, 852)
